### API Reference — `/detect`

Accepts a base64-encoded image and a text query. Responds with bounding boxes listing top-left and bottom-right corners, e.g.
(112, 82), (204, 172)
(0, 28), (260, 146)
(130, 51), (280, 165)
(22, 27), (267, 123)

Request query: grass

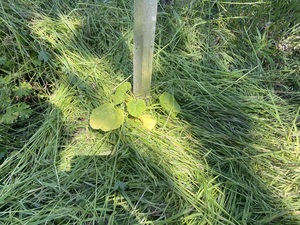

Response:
(0, 0), (299, 224)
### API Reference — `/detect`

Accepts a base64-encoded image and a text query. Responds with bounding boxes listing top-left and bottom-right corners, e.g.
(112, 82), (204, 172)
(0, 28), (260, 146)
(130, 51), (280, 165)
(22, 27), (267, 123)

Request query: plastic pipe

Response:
(133, 0), (158, 98)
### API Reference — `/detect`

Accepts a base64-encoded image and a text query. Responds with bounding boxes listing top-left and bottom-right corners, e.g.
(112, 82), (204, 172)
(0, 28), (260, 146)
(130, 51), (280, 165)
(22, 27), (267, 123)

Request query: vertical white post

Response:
(133, 0), (158, 98)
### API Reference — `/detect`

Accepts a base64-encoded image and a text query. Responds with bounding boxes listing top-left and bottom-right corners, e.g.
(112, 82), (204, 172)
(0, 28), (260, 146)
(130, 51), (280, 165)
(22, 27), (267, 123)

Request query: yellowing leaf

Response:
(159, 92), (181, 116)
(127, 99), (146, 117)
(138, 114), (156, 131)
(89, 103), (124, 131)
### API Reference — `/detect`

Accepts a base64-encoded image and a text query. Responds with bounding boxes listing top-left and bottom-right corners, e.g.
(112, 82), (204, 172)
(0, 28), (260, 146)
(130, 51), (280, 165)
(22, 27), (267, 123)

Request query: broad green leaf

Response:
(113, 82), (132, 105)
(117, 82), (132, 93)
(127, 99), (146, 117)
(159, 92), (181, 116)
(138, 114), (156, 131)
(113, 92), (127, 106)
(89, 103), (124, 131)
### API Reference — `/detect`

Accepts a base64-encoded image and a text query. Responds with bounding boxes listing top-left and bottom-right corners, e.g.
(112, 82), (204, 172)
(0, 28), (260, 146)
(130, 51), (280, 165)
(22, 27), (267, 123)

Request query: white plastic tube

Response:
(133, 0), (158, 97)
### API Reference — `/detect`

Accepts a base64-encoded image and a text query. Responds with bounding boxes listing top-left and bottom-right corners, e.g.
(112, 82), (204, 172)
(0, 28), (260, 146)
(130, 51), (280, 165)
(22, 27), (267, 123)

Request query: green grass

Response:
(0, 0), (299, 224)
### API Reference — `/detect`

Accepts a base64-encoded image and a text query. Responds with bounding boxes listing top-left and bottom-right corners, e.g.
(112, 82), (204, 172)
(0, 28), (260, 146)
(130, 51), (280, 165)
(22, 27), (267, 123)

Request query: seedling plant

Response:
(89, 81), (180, 132)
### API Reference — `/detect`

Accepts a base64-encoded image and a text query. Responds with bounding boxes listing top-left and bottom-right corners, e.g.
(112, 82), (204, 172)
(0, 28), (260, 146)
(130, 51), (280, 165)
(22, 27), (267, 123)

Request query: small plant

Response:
(0, 48), (51, 125)
(0, 47), (52, 162)
(89, 82), (180, 132)
(159, 92), (181, 117)
(0, 64), (34, 161)
(0, 77), (33, 125)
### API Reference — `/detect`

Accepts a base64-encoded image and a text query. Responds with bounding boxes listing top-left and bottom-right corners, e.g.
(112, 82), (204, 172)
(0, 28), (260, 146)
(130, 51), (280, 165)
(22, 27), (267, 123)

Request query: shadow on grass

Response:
(179, 90), (300, 224)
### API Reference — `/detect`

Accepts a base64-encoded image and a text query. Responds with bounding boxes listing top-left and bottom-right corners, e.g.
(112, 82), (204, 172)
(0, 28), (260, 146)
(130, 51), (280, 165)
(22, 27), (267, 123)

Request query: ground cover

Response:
(0, 0), (299, 224)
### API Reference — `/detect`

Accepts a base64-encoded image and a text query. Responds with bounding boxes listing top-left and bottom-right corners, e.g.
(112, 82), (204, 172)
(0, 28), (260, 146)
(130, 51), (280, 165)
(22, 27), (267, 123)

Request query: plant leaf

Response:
(127, 99), (146, 117)
(113, 92), (127, 106)
(114, 180), (126, 191)
(14, 103), (32, 119)
(0, 150), (6, 161)
(113, 82), (132, 105)
(0, 56), (7, 66)
(89, 103), (125, 131)
(138, 114), (156, 131)
(159, 92), (181, 116)
(0, 103), (32, 124)
(0, 108), (18, 124)
(117, 82), (132, 93)
(13, 82), (32, 97)
(38, 50), (50, 62)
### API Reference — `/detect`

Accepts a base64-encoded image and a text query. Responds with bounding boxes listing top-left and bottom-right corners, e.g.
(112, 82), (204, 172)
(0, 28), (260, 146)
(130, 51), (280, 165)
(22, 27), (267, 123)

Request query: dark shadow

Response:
(152, 2), (300, 224)
(68, 155), (143, 225)
(0, 58), (57, 164)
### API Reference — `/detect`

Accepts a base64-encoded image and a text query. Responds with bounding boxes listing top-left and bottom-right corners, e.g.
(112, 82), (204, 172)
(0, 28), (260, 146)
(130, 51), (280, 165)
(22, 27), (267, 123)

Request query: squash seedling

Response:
(89, 82), (181, 132)
(89, 82), (156, 131)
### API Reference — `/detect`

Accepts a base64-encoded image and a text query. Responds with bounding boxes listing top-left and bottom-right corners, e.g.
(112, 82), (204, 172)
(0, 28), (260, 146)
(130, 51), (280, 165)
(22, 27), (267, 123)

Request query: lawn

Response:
(0, 0), (299, 224)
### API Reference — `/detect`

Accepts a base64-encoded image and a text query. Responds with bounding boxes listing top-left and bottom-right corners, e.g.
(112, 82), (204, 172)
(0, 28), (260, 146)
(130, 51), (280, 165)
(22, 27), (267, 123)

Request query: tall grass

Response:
(0, 0), (299, 224)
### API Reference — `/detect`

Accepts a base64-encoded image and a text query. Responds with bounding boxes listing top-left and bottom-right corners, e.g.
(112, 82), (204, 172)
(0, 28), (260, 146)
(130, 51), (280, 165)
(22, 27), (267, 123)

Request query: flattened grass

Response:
(0, 0), (299, 224)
